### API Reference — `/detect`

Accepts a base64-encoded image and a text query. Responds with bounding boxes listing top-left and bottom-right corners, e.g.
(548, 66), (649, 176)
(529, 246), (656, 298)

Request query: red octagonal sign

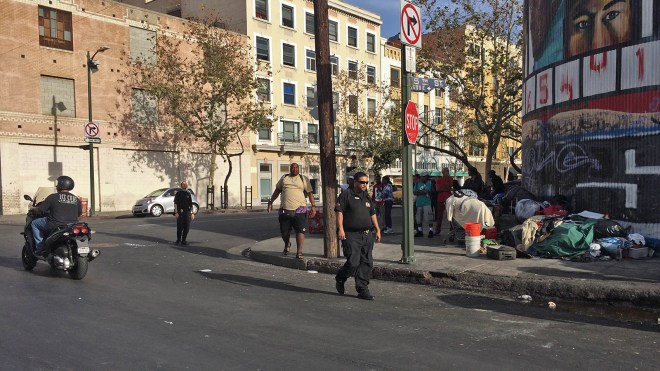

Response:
(405, 101), (419, 144)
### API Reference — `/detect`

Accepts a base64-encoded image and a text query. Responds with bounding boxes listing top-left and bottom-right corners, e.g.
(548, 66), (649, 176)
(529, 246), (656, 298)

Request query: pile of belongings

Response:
(445, 190), (495, 242)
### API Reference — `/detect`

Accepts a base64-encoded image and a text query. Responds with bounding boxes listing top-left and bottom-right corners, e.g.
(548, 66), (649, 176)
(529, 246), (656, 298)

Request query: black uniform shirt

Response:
(335, 188), (375, 232)
(174, 189), (193, 212)
(37, 191), (81, 226)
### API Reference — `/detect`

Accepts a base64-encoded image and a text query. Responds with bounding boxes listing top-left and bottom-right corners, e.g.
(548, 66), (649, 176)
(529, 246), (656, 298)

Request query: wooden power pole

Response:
(314, 0), (339, 258)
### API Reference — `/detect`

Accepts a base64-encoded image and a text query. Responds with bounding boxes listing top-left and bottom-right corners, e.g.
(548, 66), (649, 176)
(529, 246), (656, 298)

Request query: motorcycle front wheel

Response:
(69, 256), (88, 280)
(21, 244), (37, 271)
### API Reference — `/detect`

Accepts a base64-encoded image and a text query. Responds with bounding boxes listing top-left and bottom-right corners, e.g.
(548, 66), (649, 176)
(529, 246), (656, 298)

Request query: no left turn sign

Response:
(400, 1), (422, 48)
(85, 122), (100, 138)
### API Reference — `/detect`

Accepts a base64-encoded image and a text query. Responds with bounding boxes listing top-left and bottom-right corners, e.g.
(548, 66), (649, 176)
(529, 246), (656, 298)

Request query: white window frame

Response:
(307, 122), (319, 145)
(328, 18), (339, 43)
(348, 94), (359, 114)
(367, 97), (377, 116)
(255, 0), (269, 22)
(281, 41), (297, 68)
(305, 48), (316, 72)
(305, 84), (316, 108)
(366, 64), (376, 84)
(280, 1), (295, 29)
(330, 55), (339, 76)
(282, 80), (297, 106)
(347, 60), (358, 80)
(366, 32), (376, 53)
(280, 118), (301, 143)
(304, 12), (315, 35)
(347, 25), (358, 48)
(254, 34), (271, 63)
(256, 76), (272, 103)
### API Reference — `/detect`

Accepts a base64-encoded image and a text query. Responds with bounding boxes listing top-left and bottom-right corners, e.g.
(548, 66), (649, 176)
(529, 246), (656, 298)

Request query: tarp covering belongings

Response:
(530, 218), (598, 258)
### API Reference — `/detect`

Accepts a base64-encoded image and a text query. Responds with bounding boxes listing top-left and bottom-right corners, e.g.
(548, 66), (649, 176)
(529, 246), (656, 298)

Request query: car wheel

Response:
(192, 204), (199, 215)
(150, 204), (164, 217)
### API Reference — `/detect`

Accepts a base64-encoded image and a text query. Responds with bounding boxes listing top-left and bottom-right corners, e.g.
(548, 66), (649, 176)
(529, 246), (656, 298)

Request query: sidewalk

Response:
(249, 233), (660, 306)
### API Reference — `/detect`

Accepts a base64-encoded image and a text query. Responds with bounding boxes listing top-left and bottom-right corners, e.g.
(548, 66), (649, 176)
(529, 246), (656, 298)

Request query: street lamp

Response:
(86, 46), (109, 216)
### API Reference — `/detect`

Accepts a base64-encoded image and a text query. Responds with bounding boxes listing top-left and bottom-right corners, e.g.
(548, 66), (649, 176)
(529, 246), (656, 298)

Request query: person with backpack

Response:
(267, 163), (316, 260)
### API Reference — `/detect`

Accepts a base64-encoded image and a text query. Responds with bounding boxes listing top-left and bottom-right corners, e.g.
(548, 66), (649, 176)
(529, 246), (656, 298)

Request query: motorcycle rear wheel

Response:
(69, 256), (88, 280)
(22, 244), (37, 271)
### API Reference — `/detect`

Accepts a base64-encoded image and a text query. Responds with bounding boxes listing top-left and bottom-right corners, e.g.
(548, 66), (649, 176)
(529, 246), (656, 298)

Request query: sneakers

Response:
(181, 241), (188, 246)
(414, 231), (423, 237)
(428, 230), (434, 238)
(335, 280), (345, 295)
(383, 227), (393, 234)
(174, 240), (180, 245)
(357, 291), (374, 301)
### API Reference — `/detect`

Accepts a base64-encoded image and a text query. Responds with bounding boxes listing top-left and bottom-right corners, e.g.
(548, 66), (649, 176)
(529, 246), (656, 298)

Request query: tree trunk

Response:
(314, 0), (339, 258)
(223, 155), (233, 209)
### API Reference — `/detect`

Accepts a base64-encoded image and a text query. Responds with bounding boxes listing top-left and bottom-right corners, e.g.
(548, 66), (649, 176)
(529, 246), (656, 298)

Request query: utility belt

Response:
(346, 229), (371, 235)
(178, 208), (192, 213)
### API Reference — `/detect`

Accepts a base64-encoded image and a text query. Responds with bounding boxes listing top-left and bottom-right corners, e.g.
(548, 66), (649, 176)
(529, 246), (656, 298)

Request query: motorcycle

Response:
(20, 192), (100, 280)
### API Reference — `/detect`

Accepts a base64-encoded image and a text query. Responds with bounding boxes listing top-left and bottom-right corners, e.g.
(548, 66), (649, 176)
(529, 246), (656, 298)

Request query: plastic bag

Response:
(515, 199), (542, 222)
(597, 237), (631, 253)
(627, 233), (645, 246)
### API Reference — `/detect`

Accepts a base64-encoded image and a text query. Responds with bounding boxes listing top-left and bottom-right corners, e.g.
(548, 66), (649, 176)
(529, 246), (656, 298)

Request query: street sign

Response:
(412, 77), (446, 93)
(405, 45), (416, 73)
(400, 1), (422, 48)
(84, 137), (101, 143)
(405, 101), (419, 144)
(85, 122), (100, 138)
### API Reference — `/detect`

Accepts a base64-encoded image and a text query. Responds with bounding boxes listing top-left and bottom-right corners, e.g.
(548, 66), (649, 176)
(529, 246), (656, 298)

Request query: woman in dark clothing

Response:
(463, 167), (484, 196)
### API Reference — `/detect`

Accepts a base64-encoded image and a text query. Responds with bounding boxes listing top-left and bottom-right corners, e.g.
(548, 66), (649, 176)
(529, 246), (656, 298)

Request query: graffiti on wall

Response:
(523, 0), (660, 235)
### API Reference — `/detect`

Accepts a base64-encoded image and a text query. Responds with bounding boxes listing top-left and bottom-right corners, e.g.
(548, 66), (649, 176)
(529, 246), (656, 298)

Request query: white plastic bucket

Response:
(465, 236), (481, 257)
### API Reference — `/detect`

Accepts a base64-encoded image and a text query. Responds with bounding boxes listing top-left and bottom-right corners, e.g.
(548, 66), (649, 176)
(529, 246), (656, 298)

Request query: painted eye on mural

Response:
(602, 10), (620, 23)
(574, 17), (592, 31)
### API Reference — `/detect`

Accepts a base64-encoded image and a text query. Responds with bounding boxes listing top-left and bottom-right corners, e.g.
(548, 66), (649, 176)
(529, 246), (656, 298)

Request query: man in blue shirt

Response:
(414, 173), (434, 238)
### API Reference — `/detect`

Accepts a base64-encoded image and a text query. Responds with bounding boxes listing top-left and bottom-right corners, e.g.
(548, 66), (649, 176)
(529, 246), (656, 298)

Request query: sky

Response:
(345, 0), (402, 38)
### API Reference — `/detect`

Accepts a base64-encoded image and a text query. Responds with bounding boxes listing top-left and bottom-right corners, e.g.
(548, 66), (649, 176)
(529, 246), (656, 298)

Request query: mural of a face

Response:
(567, 0), (631, 57)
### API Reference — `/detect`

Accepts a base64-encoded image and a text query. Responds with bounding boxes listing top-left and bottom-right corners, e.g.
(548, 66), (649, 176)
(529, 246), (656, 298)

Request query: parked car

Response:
(132, 187), (200, 217)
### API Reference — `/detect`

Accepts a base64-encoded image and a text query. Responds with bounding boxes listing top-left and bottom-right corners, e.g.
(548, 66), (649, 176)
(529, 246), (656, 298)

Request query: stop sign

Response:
(405, 101), (419, 144)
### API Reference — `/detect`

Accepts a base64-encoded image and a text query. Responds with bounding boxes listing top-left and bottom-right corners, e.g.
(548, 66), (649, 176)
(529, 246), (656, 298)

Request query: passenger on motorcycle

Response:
(31, 176), (82, 255)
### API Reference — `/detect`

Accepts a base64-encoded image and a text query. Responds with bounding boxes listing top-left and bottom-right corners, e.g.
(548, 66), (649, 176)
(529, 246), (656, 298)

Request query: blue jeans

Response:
(31, 217), (50, 252)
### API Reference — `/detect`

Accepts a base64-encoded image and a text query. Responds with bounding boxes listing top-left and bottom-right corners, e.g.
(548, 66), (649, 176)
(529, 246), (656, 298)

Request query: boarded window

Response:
(41, 75), (75, 117)
(130, 27), (156, 65)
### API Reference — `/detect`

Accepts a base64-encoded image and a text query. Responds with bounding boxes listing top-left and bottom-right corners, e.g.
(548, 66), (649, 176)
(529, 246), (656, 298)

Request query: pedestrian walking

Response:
(381, 176), (394, 234)
(174, 181), (195, 245)
(372, 176), (385, 229)
(434, 168), (454, 236)
(335, 172), (381, 300)
(267, 163), (317, 260)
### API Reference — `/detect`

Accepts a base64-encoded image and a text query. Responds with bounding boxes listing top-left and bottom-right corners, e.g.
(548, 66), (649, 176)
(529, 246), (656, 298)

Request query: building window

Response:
(435, 108), (443, 125)
(330, 55), (339, 76)
(366, 65), (376, 84)
(334, 128), (340, 145)
(348, 95), (358, 114)
(306, 86), (316, 108)
(283, 83), (295, 105)
(256, 36), (270, 61)
(366, 33), (375, 53)
(305, 12), (314, 34)
(329, 20), (338, 42)
(259, 127), (271, 140)
(41, 75), (75, 117)
(257, 78), (270, 102)
(308, 123), (318, 144)
(390, 68), (400, 87)
(255, 0), (268, 20)
(305, 49), (316, 71)
(281, 4), (294, 28)
(347, 26), (357, 47)
(332, 92), (339, 109)
(130, 27), (156, 65)
(348, 61), (357, 80)
(131, 89), (159, 126)
(469, 143), (485, 156)
(367, 98), (376, 116)
(282, 43), (295, 67)
(282, 120), (300, 142)
(38, 6), (73, 51)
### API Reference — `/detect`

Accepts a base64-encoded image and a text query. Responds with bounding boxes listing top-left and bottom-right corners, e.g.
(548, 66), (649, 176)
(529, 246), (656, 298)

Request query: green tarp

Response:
(532, 219), (597, 258)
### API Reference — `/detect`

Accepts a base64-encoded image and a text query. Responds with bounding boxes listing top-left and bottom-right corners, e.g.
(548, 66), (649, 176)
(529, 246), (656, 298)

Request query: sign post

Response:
(399, 0), (422, 264)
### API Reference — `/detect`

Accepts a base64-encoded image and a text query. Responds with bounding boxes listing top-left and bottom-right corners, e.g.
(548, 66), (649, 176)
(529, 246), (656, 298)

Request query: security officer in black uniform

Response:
(173, 181), (195, 245)
(335, 172), (381, 300)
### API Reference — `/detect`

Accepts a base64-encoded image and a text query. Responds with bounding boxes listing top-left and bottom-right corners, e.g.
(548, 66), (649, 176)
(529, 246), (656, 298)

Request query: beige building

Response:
(0, 0), (250, 214)
(121, 0), (383, 206)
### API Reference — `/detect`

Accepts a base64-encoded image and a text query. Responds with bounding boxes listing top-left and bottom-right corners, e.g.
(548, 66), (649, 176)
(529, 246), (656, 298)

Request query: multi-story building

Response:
(121, 0), (383, 206)
(0, 0), (252, 214)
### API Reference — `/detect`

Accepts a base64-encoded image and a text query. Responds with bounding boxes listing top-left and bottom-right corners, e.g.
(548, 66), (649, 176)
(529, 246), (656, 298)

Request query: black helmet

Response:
(56, 175), (75, 191)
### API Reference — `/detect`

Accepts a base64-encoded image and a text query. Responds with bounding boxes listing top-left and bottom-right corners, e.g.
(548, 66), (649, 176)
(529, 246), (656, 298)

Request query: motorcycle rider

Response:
(31, 176), (82, 255)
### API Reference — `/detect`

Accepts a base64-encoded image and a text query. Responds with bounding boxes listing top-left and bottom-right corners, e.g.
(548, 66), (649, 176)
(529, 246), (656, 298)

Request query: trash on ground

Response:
(548, 301), (557, 309)
(518, 294), (532, 301)
(307, 270), (318, 274)
(198, 269), (212, 272)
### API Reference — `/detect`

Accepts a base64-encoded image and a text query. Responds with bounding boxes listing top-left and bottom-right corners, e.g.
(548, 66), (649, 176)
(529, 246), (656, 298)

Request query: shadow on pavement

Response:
(197, 271), (334, 296)
(438, 293), (660, 333)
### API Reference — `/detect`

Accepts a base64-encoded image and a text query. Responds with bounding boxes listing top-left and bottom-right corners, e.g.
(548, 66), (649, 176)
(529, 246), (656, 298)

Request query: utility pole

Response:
(314, 0), (339, 258)
(400, 45), (415, 263)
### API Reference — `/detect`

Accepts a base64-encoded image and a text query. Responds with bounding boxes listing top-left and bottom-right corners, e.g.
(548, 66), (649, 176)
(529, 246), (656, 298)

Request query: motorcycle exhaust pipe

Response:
(88, 249), (100, 261)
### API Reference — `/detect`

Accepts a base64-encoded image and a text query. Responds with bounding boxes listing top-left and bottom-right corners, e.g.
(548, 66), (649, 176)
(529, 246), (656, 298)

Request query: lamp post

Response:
(86, 46), (109, 217)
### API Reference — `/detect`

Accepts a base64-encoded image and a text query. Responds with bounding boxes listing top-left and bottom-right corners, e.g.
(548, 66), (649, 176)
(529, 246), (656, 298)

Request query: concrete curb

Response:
(249, 250), (660, 306)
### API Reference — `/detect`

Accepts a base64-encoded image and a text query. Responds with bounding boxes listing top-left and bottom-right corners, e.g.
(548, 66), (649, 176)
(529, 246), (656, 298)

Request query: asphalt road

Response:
(0, 213), (657, 370)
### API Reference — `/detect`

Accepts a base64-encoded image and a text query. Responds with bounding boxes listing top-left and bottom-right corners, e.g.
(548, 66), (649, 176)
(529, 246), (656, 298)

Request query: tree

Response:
(117, 18), (273, 208)
(416, 0), (523, 178)
(318, 63), (401, 176)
